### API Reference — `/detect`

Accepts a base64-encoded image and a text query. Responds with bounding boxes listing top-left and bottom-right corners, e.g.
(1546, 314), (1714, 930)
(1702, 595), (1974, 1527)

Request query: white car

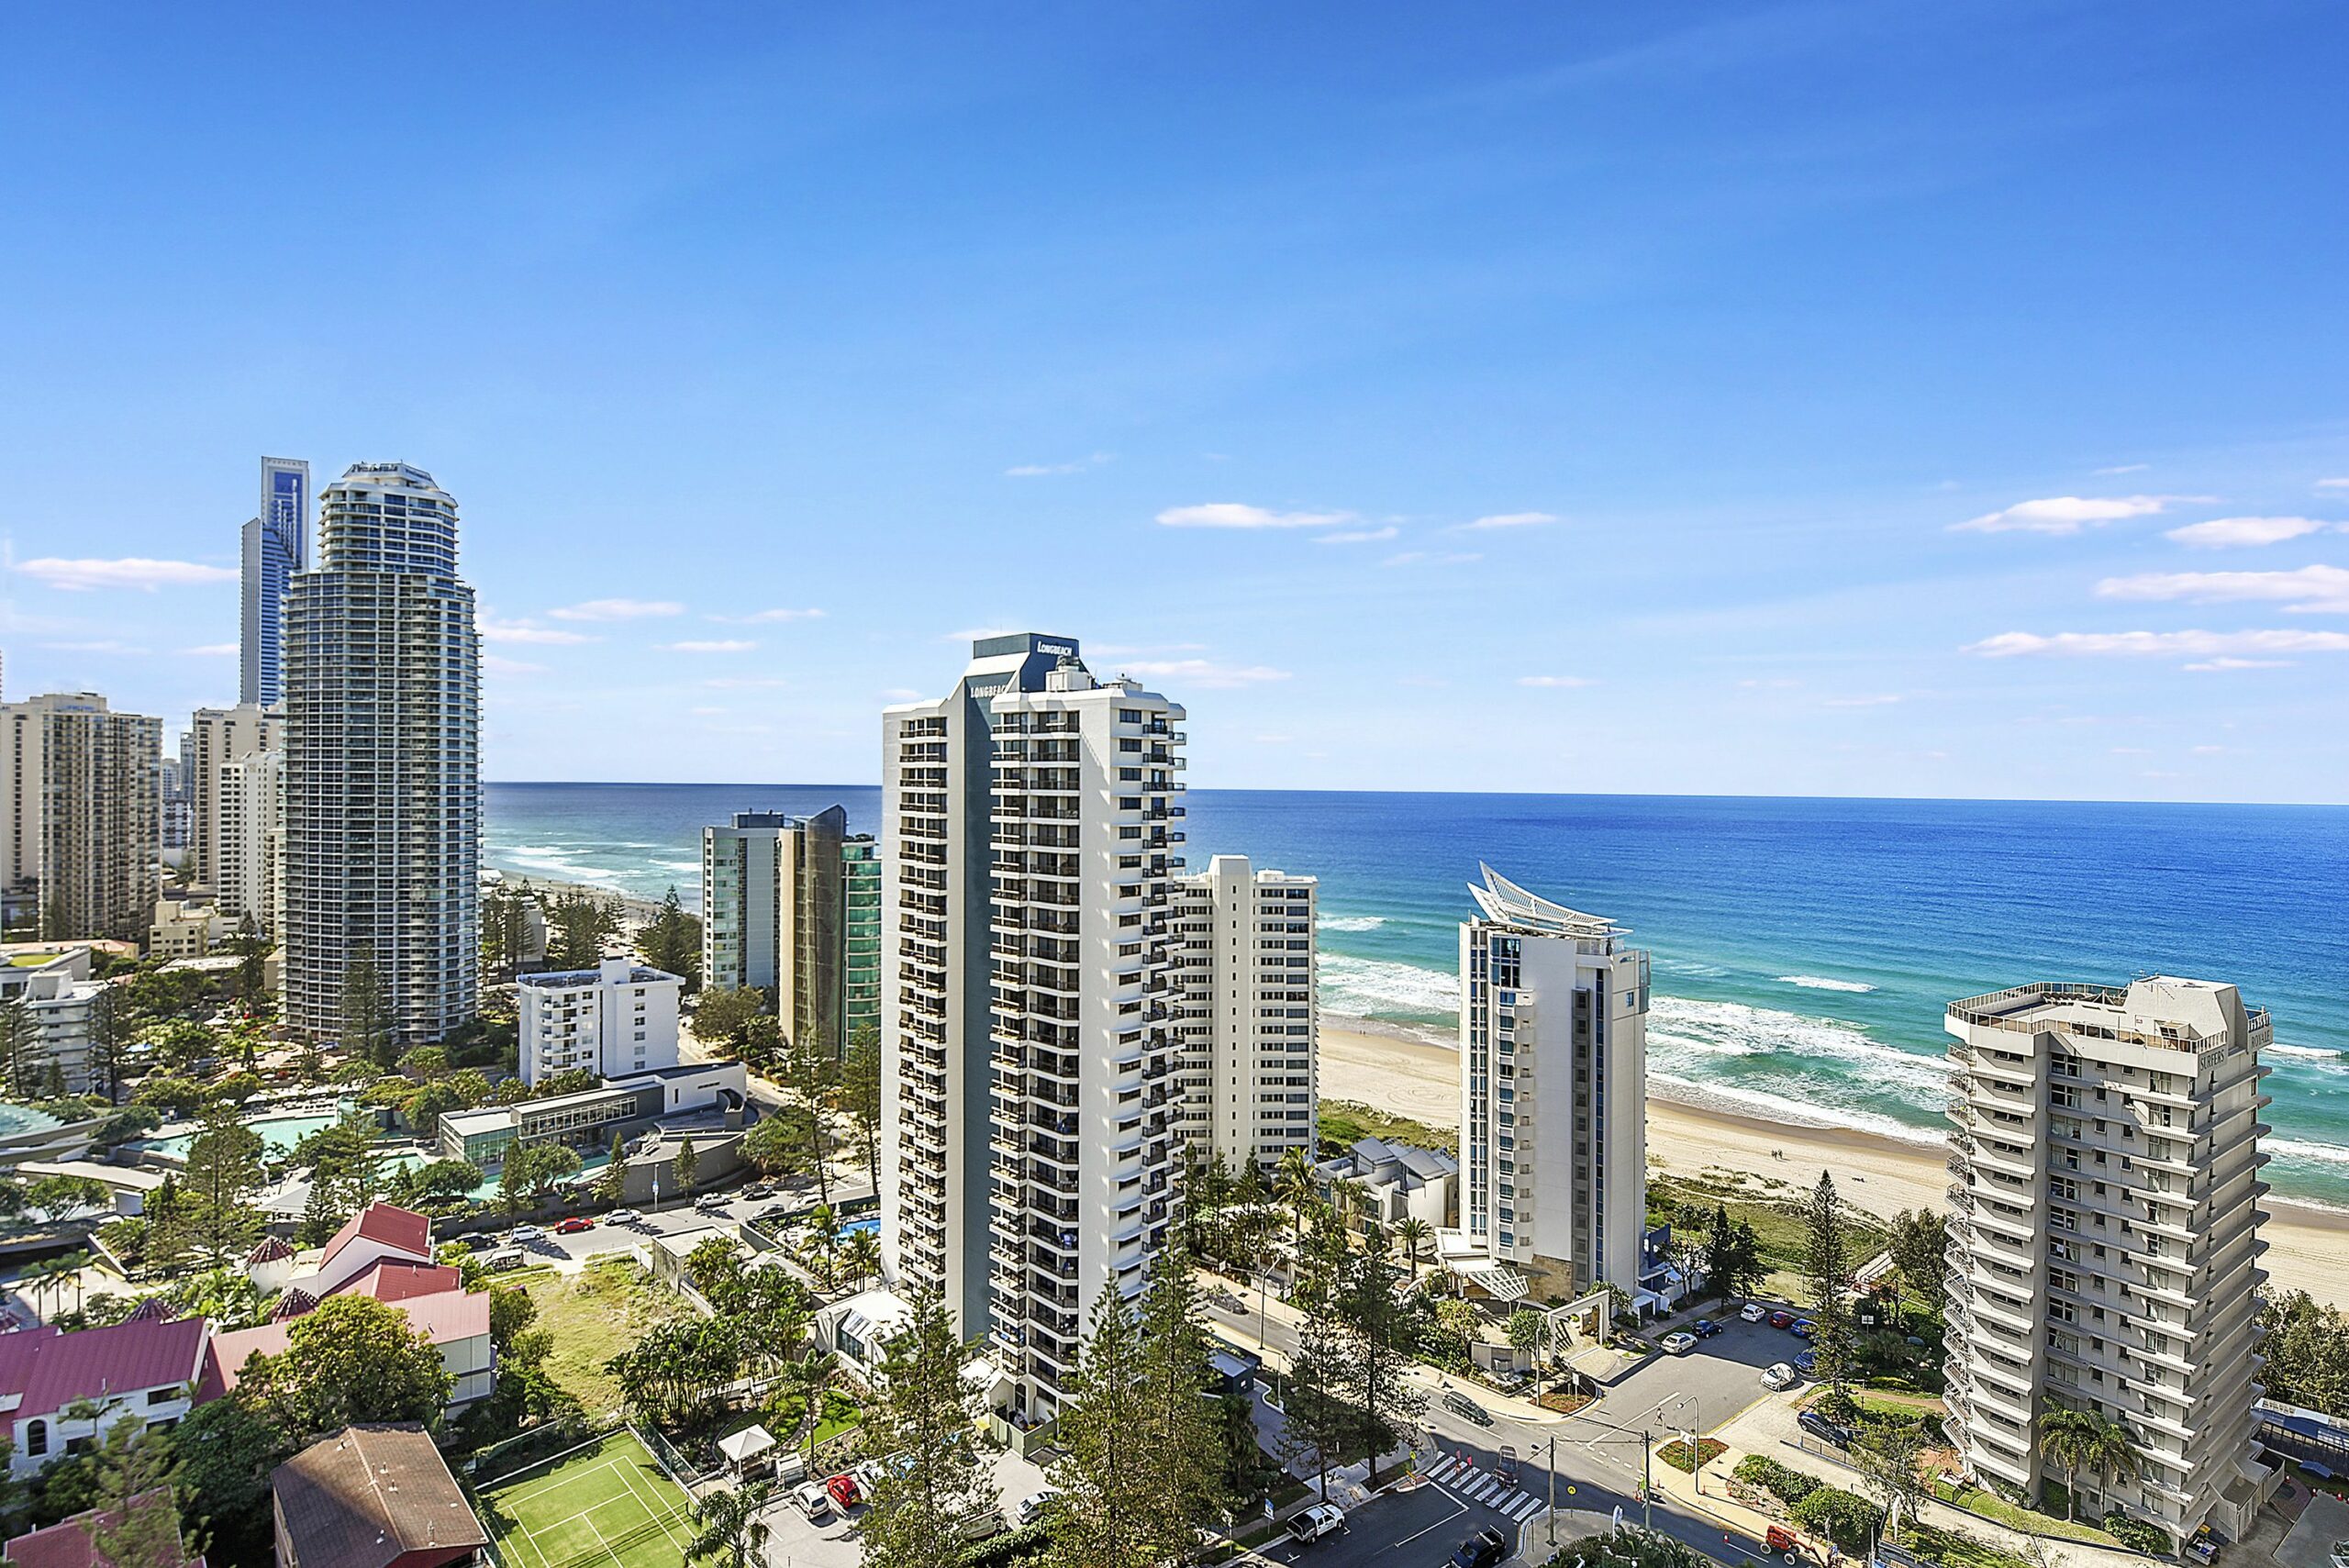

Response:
(1741, 1302), (1769, 1323)
(1762, 1362), (1799, 1390)
(1016, 1489), (1059, 1526)
(1287, 1504), (1347, 1544)
(794, 1482), (834, 1519)
(2329, 1542), (2349, 1568)
(508, 1225), (545, 1243)
(1661, 1331), (1698, 1355)
(606, 1208), (641, 1226)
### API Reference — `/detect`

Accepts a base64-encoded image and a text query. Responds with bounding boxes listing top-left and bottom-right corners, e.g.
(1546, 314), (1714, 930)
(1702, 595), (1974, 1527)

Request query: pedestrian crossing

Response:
(1419, 1456), (1549, 1522)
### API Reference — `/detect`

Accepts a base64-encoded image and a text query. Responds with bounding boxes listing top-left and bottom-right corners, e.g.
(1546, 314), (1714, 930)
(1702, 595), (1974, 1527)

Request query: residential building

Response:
(0, 1314), (209, 1480)
(1942, 977), (2277, 1551)
(0, 693), (162, 940)
(1446, 865), (1649, 1304)
(515, 956), (683, 1086)
(1315, 1136), (1458, 1232)
(271, 1424), (487, 1568)
(0, 956), (109, 1097)
(241, 456), (309, 708)
(700, 805), (882, 1051)
(187, 702), (278, 895)
(4, 1491), (205, 1568)
(1171, 854), (1319, 1170)
(147, 897), (238, 959)
(436, 1062), (746, 1168)
(881, 633), (1186, 1429)
(281, 462), (480, 1047)
(217, 744), (283, 932)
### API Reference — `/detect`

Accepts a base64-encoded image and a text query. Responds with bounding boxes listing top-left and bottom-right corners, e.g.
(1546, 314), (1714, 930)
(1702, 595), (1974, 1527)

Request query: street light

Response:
(1662, 1395), (1702, 1496)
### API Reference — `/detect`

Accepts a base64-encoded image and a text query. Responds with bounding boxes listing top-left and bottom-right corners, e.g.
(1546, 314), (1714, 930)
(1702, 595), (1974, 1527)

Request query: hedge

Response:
(1731, 1454), (1820, 1506)
(1790, 1485), (1886, 1551)
(2100, 1513), (2171, 1555)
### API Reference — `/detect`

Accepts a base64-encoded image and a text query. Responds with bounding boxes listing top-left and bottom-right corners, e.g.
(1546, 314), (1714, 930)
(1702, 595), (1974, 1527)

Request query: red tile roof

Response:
(269, 1288), (319, 1322)
(336, 1261), (462, 1304)
(0, 1317), (206, 1419)
(203, 1293), (490, 1398)
(3, 1492), (205, 1568)
(247, 1236), (295, 1264)
(319, 1202), (432, 1268)
(272, 1425), (484, 1568)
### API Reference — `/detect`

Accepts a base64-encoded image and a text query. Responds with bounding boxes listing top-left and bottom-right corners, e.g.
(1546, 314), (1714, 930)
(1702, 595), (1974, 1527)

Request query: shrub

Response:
(2100, 1513), (2170, 1555)
(1790, 1485), (1885, 1551)
(1731, 1454), (1820, 1507)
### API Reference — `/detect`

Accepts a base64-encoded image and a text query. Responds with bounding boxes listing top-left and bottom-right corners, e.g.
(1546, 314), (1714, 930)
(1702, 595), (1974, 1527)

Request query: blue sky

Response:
(2, 3), (2343, 801)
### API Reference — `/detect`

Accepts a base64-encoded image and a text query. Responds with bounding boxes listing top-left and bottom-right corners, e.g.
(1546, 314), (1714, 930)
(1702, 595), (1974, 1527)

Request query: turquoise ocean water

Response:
(485, 784), (2349, 1209)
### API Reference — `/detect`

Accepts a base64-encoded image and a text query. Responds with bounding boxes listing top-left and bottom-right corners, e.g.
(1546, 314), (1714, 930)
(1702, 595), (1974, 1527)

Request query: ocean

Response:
(485, 784), (2349, 1210)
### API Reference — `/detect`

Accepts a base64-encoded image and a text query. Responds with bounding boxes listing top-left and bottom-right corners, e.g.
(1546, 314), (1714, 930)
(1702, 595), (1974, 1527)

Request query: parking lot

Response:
(1598, 1307), (1813, 1441)
(482, 1173), (875, 1270)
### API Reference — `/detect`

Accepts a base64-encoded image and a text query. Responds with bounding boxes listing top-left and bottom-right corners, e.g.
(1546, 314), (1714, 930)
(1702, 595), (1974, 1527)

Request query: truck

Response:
(1286, 1504), (1346, 1544)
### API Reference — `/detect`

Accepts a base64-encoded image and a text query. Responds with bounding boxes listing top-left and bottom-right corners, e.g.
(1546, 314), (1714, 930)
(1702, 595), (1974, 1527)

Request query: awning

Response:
(718, 1426), (775, 1466)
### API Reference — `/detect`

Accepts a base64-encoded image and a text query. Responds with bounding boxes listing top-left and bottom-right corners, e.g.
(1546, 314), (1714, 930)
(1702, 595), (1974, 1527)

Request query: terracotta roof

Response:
(203, 1292), (489, 1398)
(335, 1260), (462, 1304)
(269, 1288), (319, 1322)
(3, 1491), (205, 1568)
(124, 1296), (175, 1322)
(319, 1202), (433, 1268)
(271, 1424), (486, 1568)
(0, 1317), (206, 1419)
(247, 1236), (295, 1264)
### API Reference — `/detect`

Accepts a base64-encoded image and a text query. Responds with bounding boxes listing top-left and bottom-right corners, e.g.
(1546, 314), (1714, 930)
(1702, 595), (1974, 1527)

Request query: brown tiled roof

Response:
(319, 1203), (432, 1268)
(271, 1425), (486, 1568)
(248, 1236), (296, 1264)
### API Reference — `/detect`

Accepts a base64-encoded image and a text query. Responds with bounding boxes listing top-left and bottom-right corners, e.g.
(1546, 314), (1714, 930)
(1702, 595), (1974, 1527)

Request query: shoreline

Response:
(1319, 1018), (2347, 1307)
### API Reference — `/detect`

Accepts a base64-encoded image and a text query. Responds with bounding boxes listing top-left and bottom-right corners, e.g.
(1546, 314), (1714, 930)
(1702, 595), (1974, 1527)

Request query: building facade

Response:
(0, 948), (104, 1096)
(281, 462), (480, 1047)
(515, 956), (684, 1086)
(0, 693), (161, 940)
(880, 634), (1186, 1426)
(241, 456), (308, 707)
(1453, 866), (1649, 1302)
(188, 702), (277, 895)
(700, 805), (881, 1051)
(1943, 977), (2277, 1551)
(1171, 854), (1319, 1171)
(217, 745), (283, 933)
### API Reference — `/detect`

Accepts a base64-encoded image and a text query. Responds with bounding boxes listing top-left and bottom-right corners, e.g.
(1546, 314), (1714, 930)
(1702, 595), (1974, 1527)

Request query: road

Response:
(1206, 1294), (1809, 1567)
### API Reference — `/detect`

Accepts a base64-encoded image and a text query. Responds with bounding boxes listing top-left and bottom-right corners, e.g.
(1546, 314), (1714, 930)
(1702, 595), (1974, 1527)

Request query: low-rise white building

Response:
(147, 897), (238, 959)
(515, 956), (683, 1086)
(1316, 1135), (1457, 1232)
(0, 951), (106, 1096)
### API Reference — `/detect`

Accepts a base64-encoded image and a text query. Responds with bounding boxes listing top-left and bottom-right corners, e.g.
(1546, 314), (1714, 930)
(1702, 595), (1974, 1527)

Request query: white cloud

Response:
(2094, 564), (2349, 614)
(2161, 516), (2328, 550)
(1314, 526), (1399, 545)
(1950, 495), (2195, 536)
(547, 597), (684, 621)
(42, 639), (146, 654)
(663, 639), (757, 653)
(481, 617), (596, 645)
(713, 606), (826, 624)
(705, 676), (790, 689)
(1383, 550), (1482, 568)
(1966, 628), (2349, 658)
(2183, 657), (2292, 672)
(1517, 674), (1595, 688)
(2093, 463), (2150, 476)
(17, 557), (237, 591)
(1155, 503), (1354, 530)
(2316, 477), (2349, 490)
(941, 626), (1023, 643)
(1823, 695), (1903, 707)
(1007, 452), (1112, 477)
(2192, 745), (2226, 754)
(1114, 658), (1292, 688)
(877, 686), (923, 702)
(484, 655), (549, 675)
(690, 705), (728, 716)
(1455, 511), (1560, 531)
(182, 643), (237, 657)
(1737, 677), (1803, 690)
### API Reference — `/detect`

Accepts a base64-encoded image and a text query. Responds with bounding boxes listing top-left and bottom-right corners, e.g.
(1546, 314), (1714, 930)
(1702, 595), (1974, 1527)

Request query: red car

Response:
(826, 1473), (862, 1510)
(554, 1217), (595, 1234)
(1768, 1309), (1797, 1329)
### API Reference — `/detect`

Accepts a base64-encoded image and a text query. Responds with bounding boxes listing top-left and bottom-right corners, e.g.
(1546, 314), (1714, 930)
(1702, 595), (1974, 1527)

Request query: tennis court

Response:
(479, 1429), (698, 1568)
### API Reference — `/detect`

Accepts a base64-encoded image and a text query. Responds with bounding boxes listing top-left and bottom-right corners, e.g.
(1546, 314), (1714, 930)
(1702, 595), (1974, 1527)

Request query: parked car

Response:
(794, 1482), (834, 1519)
(509, 1225), (546, 1243)
(1017, 1489), (1060, 1526)
(1790, 1318), (1817, 1340)
(1442, 1390), (1492, 1425)
(826, 1473), (863, 1510)
(1767, 1309), (1796, 1329)
(695, 1192), (730, 1211)
(1797, 1410), (1852, 1449)
(1762, 1362), (1799, 1390)
(1207, 1289), (1245, 1313)
(554, 1217), (594, 1234)
(606, 1207), (641, 1226)
(1287, 1504), (1347, 1544)
(743, 1183), (776, 1200)
(2327, 1541), (2349, 1568)
(1661, 1331), (1698, 1355)
(1450, 1528), (1509, 1568)
(1741, 1302), (1768, 1323)
(1692, 1318), (1723, 1339)
(1793, 1350), (1818, 1374)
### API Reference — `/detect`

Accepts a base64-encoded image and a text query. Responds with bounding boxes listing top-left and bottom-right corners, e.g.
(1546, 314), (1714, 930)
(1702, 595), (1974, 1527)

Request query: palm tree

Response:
(1395, 1218), (1434, 1281)
(2036, 1403), (2098, 1520)
(840, 1228), (882, 1292)
(689, 1479), (774, 1568)
(778, 1347), (838, 1463)
(1273, 1146), (1319, 1274)
(2080, 1411), (2143, 1513)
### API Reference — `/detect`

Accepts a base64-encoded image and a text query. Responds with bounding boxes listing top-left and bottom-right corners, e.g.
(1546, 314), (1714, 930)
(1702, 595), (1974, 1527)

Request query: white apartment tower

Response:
(1172, 855), (1319, 1171)
(217, 746), (283, 934)
(1454, 866), (1649, 1301)
(188, 703), (278, 895)
(516, 957), (684, 1086)
(0, 693), (162, 941)
(282, 462), (480, 1047)
(1943, 978), (2277, 1551)
(241, 457), (309, 706)
(881, 634), (1186, 1428)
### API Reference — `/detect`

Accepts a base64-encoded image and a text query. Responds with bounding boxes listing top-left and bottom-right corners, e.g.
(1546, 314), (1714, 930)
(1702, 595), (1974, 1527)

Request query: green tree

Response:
(1, 992), (41, 1098)
(1331, 1224), (1425, 1486)
(25, 1175), (109, 1224)
(2254, 1290), (2349, 1416)
(783, 1024), (835, 1206)
(596, 1131), (631, 1203)
(838, 1025), (883, 1194)
(2036, 1403), (2097, 1519)
(167, 1391), (289, 1564)
(1802, 1170), (1854, 1396)
(498, 1142), (582, 1214)
(1887, 1207), (1947, 1302)
(1136, 1248), (1228, 1558)
(2078, 1410), (2143, 1511)
(230, 913), (270, 1009)
(85, 984), (135, 1105)
(1278, 1278), (1355, 1502)
(605, 1317), (744, 1429)
(640, 886), (703, 993)
(1508, 1307), (1548, 1402)
(674, 1135), (699, 1194)
(689, 1480), (774, 1568)
(544, 889), (622, 969)
(246, 1294), (454, 1437)
(857, 1288), (987, 1568)
(1854, 1416), (1927, 1541)
(741, 1106), (815, 1179)
(77, 1421), (188, 1568)
(1395, 1216), (1434, 1282)
(158, 1107), (264, 1268)
(1273, 1145), (1319, 1273)
(1704, 1203), (1765, 1300)
(1052, 1281), (1152, 1568)
(341, 946), (396, 1070)
(691, 986), (770, 1053)
(776, 1347), (838, 1462)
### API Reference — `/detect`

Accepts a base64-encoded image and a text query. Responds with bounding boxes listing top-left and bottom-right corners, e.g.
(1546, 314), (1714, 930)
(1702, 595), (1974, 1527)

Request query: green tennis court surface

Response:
(480, 1429), (697, 1568)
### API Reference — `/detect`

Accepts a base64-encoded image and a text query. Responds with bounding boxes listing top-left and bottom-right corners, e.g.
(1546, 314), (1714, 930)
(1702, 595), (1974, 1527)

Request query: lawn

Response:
(1906, 1523), (2035, 1568)
(1931, 1478), (2119, 1546)
(518, 1257), (692, 1413)
(1647, 1169), (1893, 1298)
(478, 1429), (697, 1568)
(1657, 1438), (1729, 1473)
(1318, 1099), (1457, 1157)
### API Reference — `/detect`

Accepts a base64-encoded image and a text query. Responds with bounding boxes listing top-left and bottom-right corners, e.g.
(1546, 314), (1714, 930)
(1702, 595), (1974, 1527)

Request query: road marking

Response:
(1394, 1483), (1470, 1549)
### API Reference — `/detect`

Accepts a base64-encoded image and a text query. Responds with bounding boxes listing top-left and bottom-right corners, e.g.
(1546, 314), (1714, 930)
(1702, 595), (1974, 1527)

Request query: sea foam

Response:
(1776, 974), (1876, 994)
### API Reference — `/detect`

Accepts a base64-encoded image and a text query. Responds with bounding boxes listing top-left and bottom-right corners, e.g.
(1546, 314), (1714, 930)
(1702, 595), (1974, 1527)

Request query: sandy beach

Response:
(1320, 1020), (2347, 1307)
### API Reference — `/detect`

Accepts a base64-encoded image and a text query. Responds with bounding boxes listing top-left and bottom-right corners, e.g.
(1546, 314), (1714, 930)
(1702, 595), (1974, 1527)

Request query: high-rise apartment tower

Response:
(1943, 977), (2277, 1551)
(701, 805), (881, 1051)
(241, 457), (309, 706)
(188, 703), (278, 895)
(0, 694), (162, 941)
(281, 462), (480, 1046)
(880, 634), (1186, 1427)
(1172, 854), (1319, 1171)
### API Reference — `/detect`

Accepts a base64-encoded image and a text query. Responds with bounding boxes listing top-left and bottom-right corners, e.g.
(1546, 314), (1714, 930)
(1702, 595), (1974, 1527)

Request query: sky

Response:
(1, 3), (2344, 802)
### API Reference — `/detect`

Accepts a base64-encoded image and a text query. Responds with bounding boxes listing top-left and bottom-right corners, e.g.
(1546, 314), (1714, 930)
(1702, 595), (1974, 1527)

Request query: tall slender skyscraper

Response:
(282, 462), (479, 1047)
(880, 634), (1186, 1428)
(241, 457), (309, 706)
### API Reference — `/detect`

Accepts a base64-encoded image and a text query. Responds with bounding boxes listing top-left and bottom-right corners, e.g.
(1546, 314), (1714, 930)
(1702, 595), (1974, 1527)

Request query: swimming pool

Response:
(131, 1104), (353, 1162)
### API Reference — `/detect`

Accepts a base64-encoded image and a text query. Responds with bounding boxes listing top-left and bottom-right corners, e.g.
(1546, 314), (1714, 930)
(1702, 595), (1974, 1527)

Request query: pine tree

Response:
(1136, 1248), (1229, 1558)
(597, 1132), (631, 1203)
(1803, 1170), (1854, 1397)
(1052, 1282), (1152, 1568)
(1332, 1226), (1425, 1485)
(341, 946), (395, 1070)
(640, 886), (704, 993)
(161, 1108), (265, 1267)
(857, 1289), (987, 1568)
(674, 1135), (699, 1194)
